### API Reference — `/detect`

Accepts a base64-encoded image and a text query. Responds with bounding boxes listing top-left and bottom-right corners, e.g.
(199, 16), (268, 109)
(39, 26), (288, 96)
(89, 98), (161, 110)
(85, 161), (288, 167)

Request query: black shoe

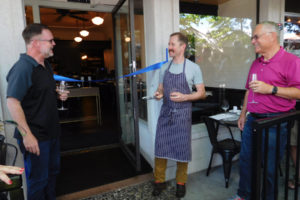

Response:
(152, 182), (167, 196)
(176, 184), (186, 198)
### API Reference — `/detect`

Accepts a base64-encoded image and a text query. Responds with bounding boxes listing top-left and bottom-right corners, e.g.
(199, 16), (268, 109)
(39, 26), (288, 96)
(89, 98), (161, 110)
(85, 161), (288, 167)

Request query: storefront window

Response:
(179, 0), (256, 123)
(180, 13), (255, 89)
(284, 14), (300, 58)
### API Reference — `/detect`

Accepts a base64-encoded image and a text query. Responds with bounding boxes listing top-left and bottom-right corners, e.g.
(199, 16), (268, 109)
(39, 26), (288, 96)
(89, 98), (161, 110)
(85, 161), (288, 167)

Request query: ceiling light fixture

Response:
(125, 36), (131, 43)
(81, 55), (88, 60)
(80, 30), (89, 37)
(92, 16), (104, 25)
(74, 36), (82, 42)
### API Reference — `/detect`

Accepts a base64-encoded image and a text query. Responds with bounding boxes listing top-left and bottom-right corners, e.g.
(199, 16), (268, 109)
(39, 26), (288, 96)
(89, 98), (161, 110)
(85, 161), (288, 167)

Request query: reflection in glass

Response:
(284, 15), (300, 58)
(180, 14), (255, 89)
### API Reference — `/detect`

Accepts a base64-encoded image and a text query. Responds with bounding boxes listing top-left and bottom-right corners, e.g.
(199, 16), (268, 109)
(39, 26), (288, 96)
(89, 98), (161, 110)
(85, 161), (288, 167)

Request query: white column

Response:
(141, 0), (179, 166)
(0, 0), (26, 196)
(0, 1), (26, 139)
(260, 0), (285, 43)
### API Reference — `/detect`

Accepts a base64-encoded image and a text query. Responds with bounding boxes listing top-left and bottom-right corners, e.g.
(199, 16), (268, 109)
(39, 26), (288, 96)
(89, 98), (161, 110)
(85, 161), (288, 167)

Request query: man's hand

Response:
(154, 90), (163, 100)
(249, 80), (272, 94)
(238, 113), (247, 131)
(23, 133), (40, 156)
(170, 92), (186, 102)
(56, 88), (69, 101)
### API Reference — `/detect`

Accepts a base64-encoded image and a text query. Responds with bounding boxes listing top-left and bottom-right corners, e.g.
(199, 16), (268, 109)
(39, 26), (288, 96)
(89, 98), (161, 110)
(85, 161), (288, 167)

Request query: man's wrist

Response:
(271, 86), (278, 95)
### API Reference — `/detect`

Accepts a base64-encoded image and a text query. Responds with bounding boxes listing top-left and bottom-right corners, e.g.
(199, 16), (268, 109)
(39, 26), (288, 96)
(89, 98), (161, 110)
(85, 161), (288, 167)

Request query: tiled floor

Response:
(183, 161), (239, 200)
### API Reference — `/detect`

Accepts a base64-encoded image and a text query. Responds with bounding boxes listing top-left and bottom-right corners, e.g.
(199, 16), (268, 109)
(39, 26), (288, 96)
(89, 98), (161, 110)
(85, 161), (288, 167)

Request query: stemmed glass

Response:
(221, 99), (229, 112)
(249, 73), (258, 104)
(58, 81), (68, 110)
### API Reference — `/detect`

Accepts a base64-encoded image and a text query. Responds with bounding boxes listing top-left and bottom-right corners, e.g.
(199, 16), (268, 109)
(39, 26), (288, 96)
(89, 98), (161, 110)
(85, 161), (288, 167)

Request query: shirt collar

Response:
(20, 53), (40, 67)
(258, 46), (284, 64)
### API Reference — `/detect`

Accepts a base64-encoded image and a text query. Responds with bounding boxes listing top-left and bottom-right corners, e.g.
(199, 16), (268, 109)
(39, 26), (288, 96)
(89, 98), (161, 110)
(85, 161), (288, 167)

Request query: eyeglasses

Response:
(38, 39), (55, 43)
(250, 32), (271, 41)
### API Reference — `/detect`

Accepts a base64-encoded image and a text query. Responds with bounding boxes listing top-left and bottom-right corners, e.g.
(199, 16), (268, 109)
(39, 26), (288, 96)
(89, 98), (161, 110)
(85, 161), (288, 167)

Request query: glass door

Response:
(113, 0), (141, 171)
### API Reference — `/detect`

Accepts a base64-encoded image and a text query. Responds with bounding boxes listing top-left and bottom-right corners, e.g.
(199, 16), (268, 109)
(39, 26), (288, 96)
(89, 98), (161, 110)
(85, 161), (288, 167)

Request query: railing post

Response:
(250, 111), (300, 200)
(294, 119), (300, 200)
(252, 123), (262, 200)
(274, 124), (281, 200)
(284, 121), (291, 200)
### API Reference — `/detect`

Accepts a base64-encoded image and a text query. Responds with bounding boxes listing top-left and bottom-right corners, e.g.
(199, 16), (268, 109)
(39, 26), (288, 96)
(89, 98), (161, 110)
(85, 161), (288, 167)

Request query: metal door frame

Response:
(112, 0), (141, 171)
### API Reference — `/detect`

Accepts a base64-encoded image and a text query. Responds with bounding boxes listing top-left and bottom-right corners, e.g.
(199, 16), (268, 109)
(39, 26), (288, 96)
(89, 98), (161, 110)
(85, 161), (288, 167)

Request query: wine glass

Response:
(221, 99), (229, 112)
(249, 73), (258, 104)
(58, 81), (68, 110)
(170, 88), (179, 98)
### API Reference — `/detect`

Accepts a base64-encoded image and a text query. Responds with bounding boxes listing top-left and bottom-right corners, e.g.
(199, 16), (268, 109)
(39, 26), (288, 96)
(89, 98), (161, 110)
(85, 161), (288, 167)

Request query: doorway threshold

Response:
(57, 173), (153, 200)
(61, 143), (120, 156)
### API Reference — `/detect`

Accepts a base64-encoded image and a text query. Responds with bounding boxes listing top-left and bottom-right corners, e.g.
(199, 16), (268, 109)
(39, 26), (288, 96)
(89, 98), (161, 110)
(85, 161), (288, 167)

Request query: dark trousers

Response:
(237, 114), (287, 200)
(18, 138), (60, 200)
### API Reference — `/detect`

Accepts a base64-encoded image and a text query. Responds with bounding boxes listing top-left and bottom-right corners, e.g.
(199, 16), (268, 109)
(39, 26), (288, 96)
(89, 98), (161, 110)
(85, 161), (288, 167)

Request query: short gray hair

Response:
(259, 21), (280, 42)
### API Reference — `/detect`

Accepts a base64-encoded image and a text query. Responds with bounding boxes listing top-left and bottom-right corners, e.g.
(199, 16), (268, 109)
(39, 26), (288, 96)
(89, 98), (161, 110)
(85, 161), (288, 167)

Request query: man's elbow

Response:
(7, 97), (20, 109)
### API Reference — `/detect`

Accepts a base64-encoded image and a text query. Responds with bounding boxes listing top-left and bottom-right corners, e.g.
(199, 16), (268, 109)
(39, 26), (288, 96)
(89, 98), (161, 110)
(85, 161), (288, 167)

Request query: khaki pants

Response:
(154, 157), (188, 183)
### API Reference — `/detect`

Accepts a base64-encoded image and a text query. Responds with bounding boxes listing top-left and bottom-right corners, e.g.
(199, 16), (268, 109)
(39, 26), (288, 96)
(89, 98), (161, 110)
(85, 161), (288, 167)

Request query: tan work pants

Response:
(154, 157), (188, 183)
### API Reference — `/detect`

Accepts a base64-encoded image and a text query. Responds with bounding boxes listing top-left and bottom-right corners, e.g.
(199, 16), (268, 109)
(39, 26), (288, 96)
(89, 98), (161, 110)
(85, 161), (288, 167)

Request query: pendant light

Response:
(79, 30), (89, 37)
(92, 16), (104, 25)
(74, 36), (82, 42)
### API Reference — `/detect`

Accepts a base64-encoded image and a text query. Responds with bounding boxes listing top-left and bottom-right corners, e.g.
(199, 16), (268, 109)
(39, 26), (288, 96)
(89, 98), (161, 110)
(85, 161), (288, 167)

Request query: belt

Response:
(250, 111), (290, 119)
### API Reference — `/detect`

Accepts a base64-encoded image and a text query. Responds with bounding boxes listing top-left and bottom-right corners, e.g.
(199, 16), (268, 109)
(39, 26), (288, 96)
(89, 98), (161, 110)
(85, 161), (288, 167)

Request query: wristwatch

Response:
(272, 86), (278, 95)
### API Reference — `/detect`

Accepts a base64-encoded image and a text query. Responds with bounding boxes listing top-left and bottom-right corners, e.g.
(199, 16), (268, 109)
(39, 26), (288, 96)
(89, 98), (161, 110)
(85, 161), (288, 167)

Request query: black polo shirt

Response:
(6, 53), (61, 141)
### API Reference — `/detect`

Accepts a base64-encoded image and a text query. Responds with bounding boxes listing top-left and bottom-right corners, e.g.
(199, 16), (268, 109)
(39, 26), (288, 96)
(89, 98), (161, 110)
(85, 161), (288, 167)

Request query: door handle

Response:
(132, 61), (136, 73)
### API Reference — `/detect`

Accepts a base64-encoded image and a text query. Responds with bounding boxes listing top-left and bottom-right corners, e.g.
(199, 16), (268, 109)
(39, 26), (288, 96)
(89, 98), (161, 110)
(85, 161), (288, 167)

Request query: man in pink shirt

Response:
(229, 21), (300, 200)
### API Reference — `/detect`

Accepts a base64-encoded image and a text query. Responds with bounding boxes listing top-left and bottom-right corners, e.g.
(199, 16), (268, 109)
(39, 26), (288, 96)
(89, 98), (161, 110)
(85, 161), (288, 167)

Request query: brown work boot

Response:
(176, 183), (186, 198)
(152, 182), (167, 196)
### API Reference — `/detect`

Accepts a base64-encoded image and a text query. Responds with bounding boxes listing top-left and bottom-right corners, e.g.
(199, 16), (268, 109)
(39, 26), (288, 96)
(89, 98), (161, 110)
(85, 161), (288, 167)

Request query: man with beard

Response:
(152, 32), (206, 198)
(6, 23), (68, 200)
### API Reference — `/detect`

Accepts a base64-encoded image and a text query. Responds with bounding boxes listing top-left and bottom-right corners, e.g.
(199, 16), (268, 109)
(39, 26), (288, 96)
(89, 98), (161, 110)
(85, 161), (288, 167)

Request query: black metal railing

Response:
(252, 110), (300, 200)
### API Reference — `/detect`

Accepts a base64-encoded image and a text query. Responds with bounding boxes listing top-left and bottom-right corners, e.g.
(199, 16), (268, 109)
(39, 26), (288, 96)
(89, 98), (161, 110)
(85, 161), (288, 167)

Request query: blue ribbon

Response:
(54, 48), (169, 82)
(54, 74), (81, 82)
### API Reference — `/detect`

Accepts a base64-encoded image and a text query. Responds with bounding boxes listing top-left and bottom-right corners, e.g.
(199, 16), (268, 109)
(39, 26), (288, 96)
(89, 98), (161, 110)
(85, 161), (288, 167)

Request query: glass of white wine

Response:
(221, 99), (229, 112)
(58, 81), (68, 110)
(249, 73), (258, 104)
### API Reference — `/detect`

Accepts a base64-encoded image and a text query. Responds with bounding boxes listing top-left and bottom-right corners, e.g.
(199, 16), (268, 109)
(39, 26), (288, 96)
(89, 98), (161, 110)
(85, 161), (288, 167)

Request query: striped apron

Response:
(155, 59), (192, 162)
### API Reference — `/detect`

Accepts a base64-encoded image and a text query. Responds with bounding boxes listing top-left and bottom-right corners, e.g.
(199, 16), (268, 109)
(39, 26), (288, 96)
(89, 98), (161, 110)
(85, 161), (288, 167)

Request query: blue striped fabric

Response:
(155, 59), (192, 162)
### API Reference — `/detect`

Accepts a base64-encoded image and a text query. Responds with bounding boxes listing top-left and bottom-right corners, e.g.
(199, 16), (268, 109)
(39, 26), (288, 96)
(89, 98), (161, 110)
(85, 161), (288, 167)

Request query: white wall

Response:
(260, 0), (285, 44)
(0, 0), (27, 197)
(0, 0), (26, 159)
(141, 0), (180, 167)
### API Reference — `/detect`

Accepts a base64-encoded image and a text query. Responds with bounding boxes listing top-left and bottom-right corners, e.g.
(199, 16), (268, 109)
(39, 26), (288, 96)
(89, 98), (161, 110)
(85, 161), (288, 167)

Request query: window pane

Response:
(284, 15), (300, 58)
(180, 14), (254, 89)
